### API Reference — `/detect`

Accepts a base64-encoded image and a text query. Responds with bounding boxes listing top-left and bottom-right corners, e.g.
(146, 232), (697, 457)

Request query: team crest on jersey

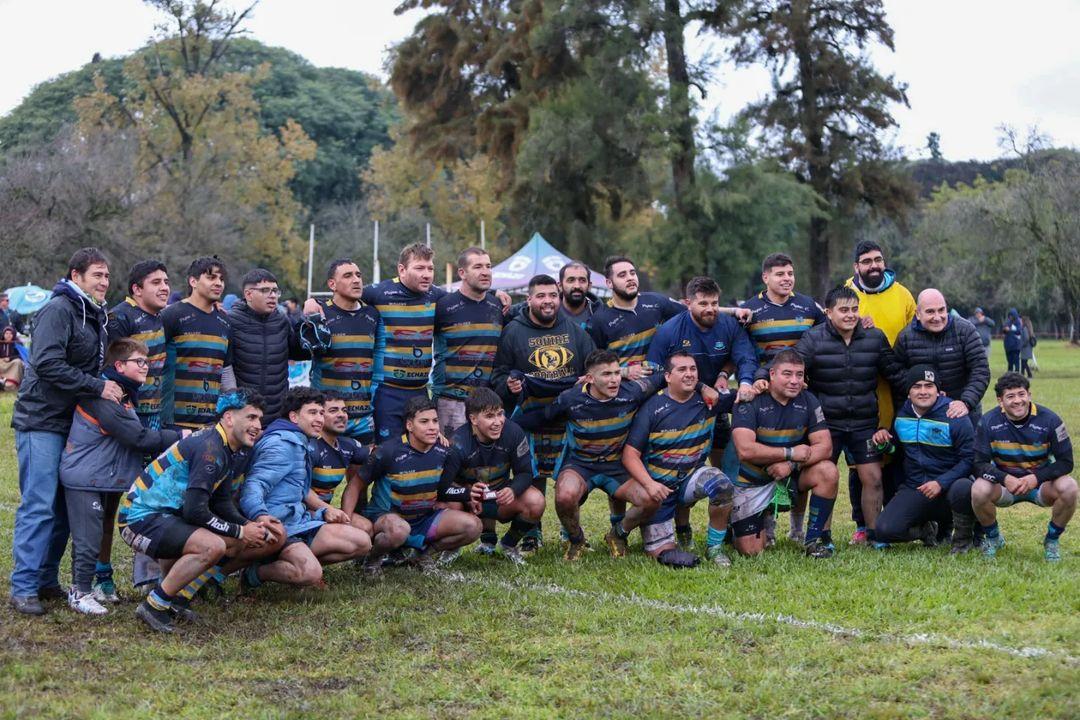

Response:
(529, 345), (573, 372)
(713, 341), (727, 351)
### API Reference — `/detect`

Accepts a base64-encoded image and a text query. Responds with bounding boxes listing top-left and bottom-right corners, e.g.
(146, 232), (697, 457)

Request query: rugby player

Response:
(313, 393), (372, 537)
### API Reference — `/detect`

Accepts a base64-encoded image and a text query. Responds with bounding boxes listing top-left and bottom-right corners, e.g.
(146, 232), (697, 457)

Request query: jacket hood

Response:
(52, 278), (106, 328)
(262, 418), (308, 443)
(851, 268), (897, 295)
(1008, 308), (1020, 319)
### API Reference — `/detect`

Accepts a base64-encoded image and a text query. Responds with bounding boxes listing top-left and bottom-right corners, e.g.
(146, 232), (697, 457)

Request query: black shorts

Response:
(285, 526), (322, 547)
(120, 514), (200, 560)
(731, 508), (768, 538)
(829, 427), (881, 466)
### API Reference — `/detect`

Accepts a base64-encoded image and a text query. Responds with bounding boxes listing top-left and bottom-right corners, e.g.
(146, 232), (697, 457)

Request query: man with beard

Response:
(160, 257), (235, 431)
(843, 240), (917, 545)
(492, 274), (596, 552)
(557, 262), (600, 328)
(433, 247), (505, 435)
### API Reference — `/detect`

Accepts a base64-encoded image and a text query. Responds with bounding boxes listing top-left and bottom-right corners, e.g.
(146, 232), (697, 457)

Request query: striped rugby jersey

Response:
(108, 298), (166, 427)
(442, 420), (534, 495)
(731, 390), (827, 487)
(587, 292), (686, 368)
(362, 279), (447, 391)
(365, 437), (450, 523)
(309, 299), (380, 438)
(744, 291), (825, 367)
(160, 301), (231, 430)
(625, 390), (728, 488)
(310, 434), (369, 504)
(432, 290), (504, 400)
(546, 376), (663, 466)
(976, 403), (1072, 484)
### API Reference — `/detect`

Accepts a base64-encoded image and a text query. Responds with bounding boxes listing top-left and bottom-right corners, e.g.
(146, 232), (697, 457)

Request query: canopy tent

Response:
(3, 284), (52, 315)
(486, 233), (607, 292)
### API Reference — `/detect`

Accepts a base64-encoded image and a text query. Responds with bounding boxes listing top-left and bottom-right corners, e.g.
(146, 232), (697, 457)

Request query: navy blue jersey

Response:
(432, 290), (504, 399)
(647, 312), (757, 386)
(362, 279), (447, 391)
(546, 376), (662, 465)
(625, 389), (731, 487)
(731, 390), (827, 487)
(441, 420), (534, 496)
(309, 299), (380, 438)
(365, 438), (449, 523)
(160, 301), (232, 429)
(108, 298), (166, 427)
(587, 292), (686, 367)
(976, 403), (1073, 484)
(310, 434), (369, 503)
(743, 291), (824, 366)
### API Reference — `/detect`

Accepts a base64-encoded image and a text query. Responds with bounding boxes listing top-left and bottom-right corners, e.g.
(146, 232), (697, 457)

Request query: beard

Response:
(612, 286), (638, 302)
(858, 268), (885, 287)
(563, 289), (587, 308)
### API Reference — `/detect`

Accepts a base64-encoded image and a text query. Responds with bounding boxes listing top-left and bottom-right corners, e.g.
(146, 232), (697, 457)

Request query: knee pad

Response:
(689, 466), (733, 508)
(642, 520), (675, 554)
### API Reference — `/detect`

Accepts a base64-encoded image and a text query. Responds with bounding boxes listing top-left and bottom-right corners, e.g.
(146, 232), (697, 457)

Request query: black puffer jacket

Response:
(228, 302), (301, 420)
(12, 280), (108, 433)
(893, 316), (989, 411)
(793, 321), (905, 431)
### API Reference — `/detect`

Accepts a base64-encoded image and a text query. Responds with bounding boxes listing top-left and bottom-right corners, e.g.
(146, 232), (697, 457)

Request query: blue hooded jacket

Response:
(1003, 309), (1024, 352)
(240, 418), (325, 537)
(893, 395), (975, 490)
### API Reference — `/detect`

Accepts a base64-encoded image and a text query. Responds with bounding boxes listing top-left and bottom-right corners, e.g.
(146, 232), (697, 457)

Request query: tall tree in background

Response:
(722, 0), (916, 297)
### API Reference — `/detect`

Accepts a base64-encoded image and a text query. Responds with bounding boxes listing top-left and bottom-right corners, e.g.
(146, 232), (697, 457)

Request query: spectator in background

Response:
(0, 293), (26, 335)
(1003, 308), (1023, 372)
(969, 307), (995, 356)
(1020, 316), (1036, 378)
(282, 297), (302, 321)
(1, 326), (25, 391)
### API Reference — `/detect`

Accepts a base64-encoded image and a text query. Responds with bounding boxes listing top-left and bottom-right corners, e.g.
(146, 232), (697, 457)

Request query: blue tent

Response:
(490, 233), (606, 291)
(4, 284), (52, 315)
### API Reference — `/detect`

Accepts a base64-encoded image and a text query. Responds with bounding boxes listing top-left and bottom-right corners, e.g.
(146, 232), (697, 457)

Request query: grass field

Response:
(1, 342), (1078, 719)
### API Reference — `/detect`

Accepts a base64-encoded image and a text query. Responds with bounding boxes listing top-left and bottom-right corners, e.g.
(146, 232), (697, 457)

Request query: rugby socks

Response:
(146, 583), (174, 612)
(480, 531), (498, 547)
(242, 563), (263, 589)
(501, 519), (536, 548)
(676, 524), (692, 541)
(612, 521), (630, 540)
(982, 522), (1000, 539)
(805, 495), (835, 543)
(567, 529), (586, 545)
(94, 561), (113, 584)
(706, 526), (727, 548)
(1046, 521), (1065, 542)
(609, 513), (625, 530)
(177, 566), (225, 602)
(789, 512), (805, 535)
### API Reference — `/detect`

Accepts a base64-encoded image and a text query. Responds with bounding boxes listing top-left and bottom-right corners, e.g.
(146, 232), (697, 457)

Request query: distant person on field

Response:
(968, 307), (995, 356)
(0, 325), (25, 391)
(1002, 308), (1024, 373)
(0, 292), (26, 335)
(1020, 316), (1036, 378)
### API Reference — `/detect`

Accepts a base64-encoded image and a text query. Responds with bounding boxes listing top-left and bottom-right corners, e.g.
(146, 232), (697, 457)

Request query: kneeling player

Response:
(548, 350), (667, 560)
(361, 397), (482, 574)
(971, 372), (1076, 561)
(239, 388), (371, 589)
(440, 388), (545, 564)
(313, 393), (373, 537)
(731, 350), (838, 558)
(118, 390), (285, 633)
(623, 351), (735, 567)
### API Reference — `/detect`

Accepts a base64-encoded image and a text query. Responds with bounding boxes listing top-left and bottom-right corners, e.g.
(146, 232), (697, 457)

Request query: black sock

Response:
(501, 519), (536, 548)
(480, 531), (498, 546)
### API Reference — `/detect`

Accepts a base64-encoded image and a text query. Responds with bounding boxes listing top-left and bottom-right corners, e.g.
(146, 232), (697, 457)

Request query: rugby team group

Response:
(7, 240), (1075, 633)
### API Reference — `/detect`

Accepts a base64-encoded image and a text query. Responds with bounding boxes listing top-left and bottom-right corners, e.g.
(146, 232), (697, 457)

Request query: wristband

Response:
(784, 447), (793, 461)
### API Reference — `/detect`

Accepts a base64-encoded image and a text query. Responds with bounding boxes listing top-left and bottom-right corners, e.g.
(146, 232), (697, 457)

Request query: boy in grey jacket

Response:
(59, 338), (180, 615)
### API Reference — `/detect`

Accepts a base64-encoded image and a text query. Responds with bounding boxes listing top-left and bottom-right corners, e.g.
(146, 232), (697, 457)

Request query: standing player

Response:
(360, 397), (482, 574)
(623, 351), (736, 567)
(312, 393), (372, 536)
(433, 247), (505, 435)
(971, 373), (1076, 561)
(160, 257), (234, 431)
(557, 262), (599, 327)
(307, 258), (380, 445)
(731, 350), (838, 558)
(439, 387), (544, 564)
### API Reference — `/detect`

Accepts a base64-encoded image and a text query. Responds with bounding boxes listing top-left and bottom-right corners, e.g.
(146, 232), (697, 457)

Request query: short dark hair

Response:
(127, 260), (168, 296)
(457, 246), (489, 271)
(465, 387), (503, 417)
(528, 274), (559, 294)
(585, 349), (620, 370)
(186, 256), (227, 288)
(559, 261), (589, 283)
(399, 242), (434, 267)
(824, 285), (859, 309)
(853, 240), (883, 262)
(994, 372), (1030, 397)
(283, 387), (325, 416)
(771, 348), (805, 368)
(241, 268), (277, 289)
(603, 255), (634, 279)
(762, 252), (793, 274)
(321, 390), (346, 404)
(326, 258), (358, 282)
(68, 247), (108, 280)
(105, 337), (149, 367)
(685, 276), (720, 300)
(664, 350), (696, 374)
(404, 395), (438, 422)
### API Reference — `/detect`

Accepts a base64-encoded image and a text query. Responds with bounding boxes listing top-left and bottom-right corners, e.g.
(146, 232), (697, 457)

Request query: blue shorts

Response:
(559, 461), (627, 502)
(406, 509), (445, 550)
(647, 476), (698, 526)
(374, 385), (427, 442)
(285, 525), (323, 547)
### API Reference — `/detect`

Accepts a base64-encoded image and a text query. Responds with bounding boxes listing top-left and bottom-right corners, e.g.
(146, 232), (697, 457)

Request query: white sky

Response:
(1, 0), (1077, 161)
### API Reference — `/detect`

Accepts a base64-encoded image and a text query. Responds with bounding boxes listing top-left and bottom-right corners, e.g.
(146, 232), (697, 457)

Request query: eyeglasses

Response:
(249, 287), (282, 296)
(857, 256), (885, 267)
(122, 358), (149, 368)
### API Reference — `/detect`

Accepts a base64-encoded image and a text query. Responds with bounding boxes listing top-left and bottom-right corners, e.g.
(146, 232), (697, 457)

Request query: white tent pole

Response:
(306, 223), (315, 298)
(480, 220), (486, 250)
(373, 220), (381, 284)
(426, 223), (431, 248)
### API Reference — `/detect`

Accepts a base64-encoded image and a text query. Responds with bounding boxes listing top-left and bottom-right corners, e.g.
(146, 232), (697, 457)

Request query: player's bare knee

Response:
(300, 560), (324, 586)
(1057, 476), (1078, 504)
(971, 478), (996, 503)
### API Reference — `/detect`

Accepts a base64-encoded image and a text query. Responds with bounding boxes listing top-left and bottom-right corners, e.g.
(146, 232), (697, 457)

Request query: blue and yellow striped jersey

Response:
(362, 279), (447, 391)
(744, 291), (825, 366)
(309, 299), (380, 438)
(107, 298), (166, 427)
(365, 437), (450, 523)
(547, 376), (662, 466)
(976, 403), (1072, 484)
(432, 290), (504, 399)
(586, 292), (686, 368)
(626, 390), (726, 488)
(310, 434), (368, 503)
(160, 301), (232, 430)
(731, 390), (827, 487)
(442, 420), (534, 495)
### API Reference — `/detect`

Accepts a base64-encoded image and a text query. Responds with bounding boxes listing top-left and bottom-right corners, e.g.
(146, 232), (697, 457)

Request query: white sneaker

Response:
(68, 588), (108, 616)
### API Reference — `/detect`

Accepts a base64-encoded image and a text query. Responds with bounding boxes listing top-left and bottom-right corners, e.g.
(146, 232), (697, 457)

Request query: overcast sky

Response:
(2, 0), (1077, 161)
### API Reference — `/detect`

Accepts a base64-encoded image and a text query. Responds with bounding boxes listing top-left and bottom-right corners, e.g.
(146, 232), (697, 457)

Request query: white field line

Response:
(434, 570), (1078, 665)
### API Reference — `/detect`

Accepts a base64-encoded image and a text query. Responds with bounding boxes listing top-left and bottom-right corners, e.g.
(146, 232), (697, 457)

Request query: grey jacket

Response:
(59, 392), (180, 492)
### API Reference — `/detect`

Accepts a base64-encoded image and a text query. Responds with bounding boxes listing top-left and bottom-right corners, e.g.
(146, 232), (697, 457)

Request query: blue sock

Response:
(982, 522), (1000, 539)
(609, 513), (625, 529)
(1047, 521), (1065, 541)
(94, 561), (113, 583)
(706, 526), (727, 547)
(805, 495), (835, 543)
(243, 564), (263, 589)
(146, 584), (173, 612)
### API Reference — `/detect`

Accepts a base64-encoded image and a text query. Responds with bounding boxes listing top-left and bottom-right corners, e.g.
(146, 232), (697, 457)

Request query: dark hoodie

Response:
(1003, 309), (1024, 352)
(12, 279), (108, 434)
(893, 395), (975, 490)
(491, 309), (596, 431)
